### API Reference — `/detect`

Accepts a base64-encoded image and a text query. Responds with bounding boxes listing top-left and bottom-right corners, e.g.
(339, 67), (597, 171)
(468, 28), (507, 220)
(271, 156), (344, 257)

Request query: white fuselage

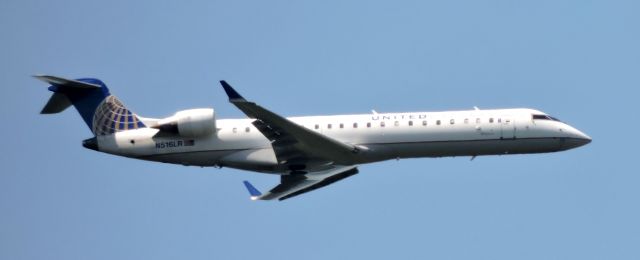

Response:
(93, 108), (590, 174)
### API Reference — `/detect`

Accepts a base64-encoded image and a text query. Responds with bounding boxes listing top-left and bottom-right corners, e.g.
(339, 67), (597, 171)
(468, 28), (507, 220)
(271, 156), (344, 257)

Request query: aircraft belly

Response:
(218, 148), (279, 172)
(139, 149), (237, 166)
(360, 138), (564, 161)
(400, 138), (563, 158)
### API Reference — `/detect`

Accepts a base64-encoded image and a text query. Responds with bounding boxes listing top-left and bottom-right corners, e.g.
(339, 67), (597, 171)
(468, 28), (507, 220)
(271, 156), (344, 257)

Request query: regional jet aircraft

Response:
(36, 75), (591, 201)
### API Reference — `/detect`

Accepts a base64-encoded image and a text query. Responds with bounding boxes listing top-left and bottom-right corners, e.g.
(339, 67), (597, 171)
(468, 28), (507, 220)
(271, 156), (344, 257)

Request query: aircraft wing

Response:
(219, 81), (362, 167)
(243, 165), (359, 201)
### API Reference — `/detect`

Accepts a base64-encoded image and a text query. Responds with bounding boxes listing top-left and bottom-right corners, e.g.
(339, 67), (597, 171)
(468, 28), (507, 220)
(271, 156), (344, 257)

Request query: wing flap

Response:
(245, 166), (359, 201)
(279, 167), (359, 200)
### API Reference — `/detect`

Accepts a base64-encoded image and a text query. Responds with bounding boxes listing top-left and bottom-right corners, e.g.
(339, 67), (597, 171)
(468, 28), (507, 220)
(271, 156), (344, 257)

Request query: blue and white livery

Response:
(36, 75), (591, 201)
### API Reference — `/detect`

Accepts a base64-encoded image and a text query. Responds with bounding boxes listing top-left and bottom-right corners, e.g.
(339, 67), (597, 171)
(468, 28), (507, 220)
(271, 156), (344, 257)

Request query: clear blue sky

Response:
(1, 1), (638, 259)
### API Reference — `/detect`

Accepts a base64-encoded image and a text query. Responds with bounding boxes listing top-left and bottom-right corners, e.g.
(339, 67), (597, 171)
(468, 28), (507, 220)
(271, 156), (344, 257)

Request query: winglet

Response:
(243, 181), (262, 201)
(220, 81), (246, 101)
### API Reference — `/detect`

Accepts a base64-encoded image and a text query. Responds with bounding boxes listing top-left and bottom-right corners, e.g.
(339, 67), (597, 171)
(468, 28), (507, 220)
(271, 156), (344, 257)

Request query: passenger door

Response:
(501, 118), (516, 139)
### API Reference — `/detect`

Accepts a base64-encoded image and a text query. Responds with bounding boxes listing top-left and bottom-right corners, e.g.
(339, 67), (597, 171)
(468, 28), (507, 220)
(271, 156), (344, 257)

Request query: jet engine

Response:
(154, 108), (216, 137)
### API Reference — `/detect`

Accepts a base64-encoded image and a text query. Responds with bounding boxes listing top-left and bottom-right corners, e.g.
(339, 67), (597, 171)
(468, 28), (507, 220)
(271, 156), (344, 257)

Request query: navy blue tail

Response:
(36, 75), (145, 136)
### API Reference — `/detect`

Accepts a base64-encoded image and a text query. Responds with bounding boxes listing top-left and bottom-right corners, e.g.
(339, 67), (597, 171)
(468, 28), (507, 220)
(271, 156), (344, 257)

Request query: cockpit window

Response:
(532, 114), (561, 122)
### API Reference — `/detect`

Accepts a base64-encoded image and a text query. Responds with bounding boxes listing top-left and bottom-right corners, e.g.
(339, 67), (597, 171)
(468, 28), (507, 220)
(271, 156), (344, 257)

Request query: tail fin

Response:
(35, 75), (146, 136)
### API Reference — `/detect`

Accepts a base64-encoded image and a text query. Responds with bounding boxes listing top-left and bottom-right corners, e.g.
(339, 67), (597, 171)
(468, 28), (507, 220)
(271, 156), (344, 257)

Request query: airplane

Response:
(35, 75), (591, 201)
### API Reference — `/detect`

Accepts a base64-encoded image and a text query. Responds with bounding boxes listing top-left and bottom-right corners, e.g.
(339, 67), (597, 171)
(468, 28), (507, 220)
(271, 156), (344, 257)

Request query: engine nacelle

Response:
(155, 108), (216, 137)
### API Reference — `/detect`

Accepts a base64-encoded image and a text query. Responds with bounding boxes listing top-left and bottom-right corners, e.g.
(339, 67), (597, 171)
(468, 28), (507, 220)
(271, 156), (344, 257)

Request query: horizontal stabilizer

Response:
(35, 75), (104, 115)
(33, 75), (101, 89)
(41, 92), (72, 114)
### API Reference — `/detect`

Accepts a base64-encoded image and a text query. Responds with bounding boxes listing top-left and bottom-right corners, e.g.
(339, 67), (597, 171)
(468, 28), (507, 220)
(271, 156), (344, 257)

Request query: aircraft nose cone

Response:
(581, 135), (592, 145)
(573, 129), (592, 145)
(576, 134), (592, 145)
(562, 137), (591, 150)
(562, 127), (591, 150)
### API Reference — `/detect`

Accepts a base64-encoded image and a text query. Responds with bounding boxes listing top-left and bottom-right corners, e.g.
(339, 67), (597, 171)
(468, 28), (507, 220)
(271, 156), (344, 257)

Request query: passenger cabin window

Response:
(464, 118), (469, 124)
(450, 119), (455, 125)
(422, 120), (427, 126)
(380, 121), (386, 127)
(489, 118), (494, 123)
(339, 123), (344, 129)
(394, 121), (399, 127)
(408, 121), (413, 126)
(245, 127), (250, 133)
(367, 122), (371, 128)
(353, 123), (358, 128)
(436, 120), (441, 125)
(232, 127), (237, 133)
(315, 124), (319, 130)
(498, 118), (502, 123)
(328, 124), (332, 129)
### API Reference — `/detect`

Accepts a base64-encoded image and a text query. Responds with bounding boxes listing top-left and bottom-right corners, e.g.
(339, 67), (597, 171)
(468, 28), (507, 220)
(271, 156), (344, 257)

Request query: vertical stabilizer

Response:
(35, 75), (146, 136)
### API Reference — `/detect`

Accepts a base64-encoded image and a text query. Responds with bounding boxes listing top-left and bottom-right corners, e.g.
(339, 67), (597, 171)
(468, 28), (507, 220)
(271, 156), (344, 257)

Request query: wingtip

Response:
(243, 180), (262, 200)
(220, 80), (245, 101)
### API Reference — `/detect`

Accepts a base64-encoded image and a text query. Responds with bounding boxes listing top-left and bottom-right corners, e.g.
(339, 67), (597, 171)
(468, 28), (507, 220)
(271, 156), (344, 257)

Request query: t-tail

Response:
(35, 75), (146, 140)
